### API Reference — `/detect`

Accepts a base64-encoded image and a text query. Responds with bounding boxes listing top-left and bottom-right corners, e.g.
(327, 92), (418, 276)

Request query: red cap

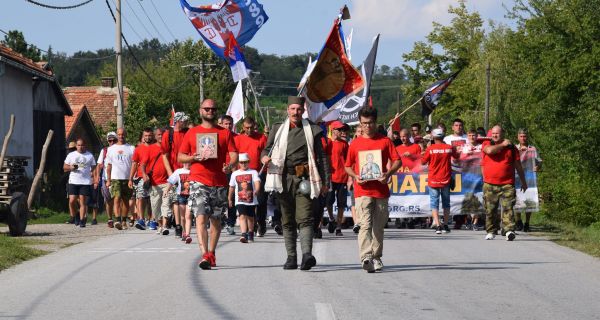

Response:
(330, 121), (348, 130)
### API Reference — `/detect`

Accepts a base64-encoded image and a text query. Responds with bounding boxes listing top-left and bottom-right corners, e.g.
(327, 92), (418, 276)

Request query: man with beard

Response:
(179, 99), (238, 270)
(261, 96), (330, 271)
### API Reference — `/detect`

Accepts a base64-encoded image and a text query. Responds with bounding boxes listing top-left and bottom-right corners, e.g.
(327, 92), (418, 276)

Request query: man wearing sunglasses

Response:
(178, 99), (238, 270)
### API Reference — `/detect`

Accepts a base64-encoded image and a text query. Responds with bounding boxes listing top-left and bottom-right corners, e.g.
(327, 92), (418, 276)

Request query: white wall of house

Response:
(0, 64), (34, 177)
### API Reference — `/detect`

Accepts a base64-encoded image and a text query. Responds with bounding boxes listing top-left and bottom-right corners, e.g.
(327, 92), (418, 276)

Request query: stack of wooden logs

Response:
(0, 156), (28, 204)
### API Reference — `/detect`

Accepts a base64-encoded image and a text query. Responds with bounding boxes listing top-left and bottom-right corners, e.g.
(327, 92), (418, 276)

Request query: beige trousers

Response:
(355, 196), (389, 261)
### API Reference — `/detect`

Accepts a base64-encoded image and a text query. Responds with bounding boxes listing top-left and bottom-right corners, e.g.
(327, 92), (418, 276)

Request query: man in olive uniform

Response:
(261, 96), (330, 270)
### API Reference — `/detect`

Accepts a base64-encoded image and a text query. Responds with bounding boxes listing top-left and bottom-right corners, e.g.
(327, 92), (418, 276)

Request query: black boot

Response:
(515, 220), (524, 231)
(175, 225), (183, 237)
(300, 253), (316, 271)
(523, 222), (530, 232)
(283, 256), (298, 270)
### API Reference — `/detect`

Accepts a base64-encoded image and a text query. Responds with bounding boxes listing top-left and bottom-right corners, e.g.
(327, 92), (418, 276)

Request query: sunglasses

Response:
(108, 139), (117, 142)
(202, 108), (217, 112)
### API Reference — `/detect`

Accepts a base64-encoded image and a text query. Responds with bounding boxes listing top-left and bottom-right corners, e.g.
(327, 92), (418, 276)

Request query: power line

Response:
(122, 0), (154, 39)
(110, 0), (145, 41)
(148, 0), (177, 41)
(134, 0), (167, 43)
(105, 0), (192, 92)
(24, 0), (94, 9)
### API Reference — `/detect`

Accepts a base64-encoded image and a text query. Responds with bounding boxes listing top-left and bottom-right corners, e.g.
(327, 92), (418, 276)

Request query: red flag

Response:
(387, 115), (401, 138)
(169, 106), (175, 127)
(305, 18), (364, 108)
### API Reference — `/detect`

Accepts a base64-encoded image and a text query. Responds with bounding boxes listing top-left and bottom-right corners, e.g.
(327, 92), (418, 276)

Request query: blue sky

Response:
(1, 0), (514, 68)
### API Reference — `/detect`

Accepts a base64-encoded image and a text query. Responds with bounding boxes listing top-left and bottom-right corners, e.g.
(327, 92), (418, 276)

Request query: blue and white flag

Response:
(180, 0), (268, 59)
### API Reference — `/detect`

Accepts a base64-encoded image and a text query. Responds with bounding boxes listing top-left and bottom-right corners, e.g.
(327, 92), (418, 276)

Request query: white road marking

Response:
(90, 247), (191, 253)
(315, 303), (336, 320)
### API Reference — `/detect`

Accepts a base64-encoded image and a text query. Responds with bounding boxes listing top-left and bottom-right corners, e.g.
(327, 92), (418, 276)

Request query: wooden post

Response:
(0, 114), (15, 171)
(28, 130), (53, 210)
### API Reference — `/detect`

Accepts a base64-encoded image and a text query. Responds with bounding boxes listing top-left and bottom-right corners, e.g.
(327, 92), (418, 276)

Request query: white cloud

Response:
(348, 0), (504, 41)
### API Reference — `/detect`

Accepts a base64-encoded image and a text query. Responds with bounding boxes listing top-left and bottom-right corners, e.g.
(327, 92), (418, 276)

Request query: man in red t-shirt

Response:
(481, 125), (527, 241)
(326, 121), (350, 236)
(395, 128), (423, 172)
(422, 128), (459, 235)
(178, 99), (238, 270)
(161, 112), (189, 237)
(235, 117), (273, 235)
(345, 108), (401, 273)
(141, 132), (170, 235)
(129, 128), (153, 229)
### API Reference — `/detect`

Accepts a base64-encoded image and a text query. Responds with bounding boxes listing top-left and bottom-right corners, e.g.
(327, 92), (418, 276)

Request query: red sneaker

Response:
(185, 236), (192, 244)
(198, 253), (211, 270)
(208, 252), (216, 267)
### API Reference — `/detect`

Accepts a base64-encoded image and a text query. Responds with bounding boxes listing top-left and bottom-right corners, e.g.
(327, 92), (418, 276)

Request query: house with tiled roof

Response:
(63, 78), (129, 131)
(65, 105), (103, 155)
(0, 44), (72, 178)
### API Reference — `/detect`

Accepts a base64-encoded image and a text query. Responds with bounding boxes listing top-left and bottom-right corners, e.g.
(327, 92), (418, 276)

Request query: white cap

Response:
(432, 128), (444, 138)
(106, 131), (117, 140)
(239, 153), (250, 162)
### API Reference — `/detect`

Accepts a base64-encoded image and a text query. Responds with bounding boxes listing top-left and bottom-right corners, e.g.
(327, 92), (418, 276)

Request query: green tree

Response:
(1, 30), (42, 62)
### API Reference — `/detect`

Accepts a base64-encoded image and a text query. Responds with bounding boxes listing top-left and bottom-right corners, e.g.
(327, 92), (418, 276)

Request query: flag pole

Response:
(246, 77), (267, 128)
(389, 97), (423, 124)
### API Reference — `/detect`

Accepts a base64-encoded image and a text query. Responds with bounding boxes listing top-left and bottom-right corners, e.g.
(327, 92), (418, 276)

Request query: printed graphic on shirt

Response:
(358, 150), (383, 181)
(235, 174), (254, 203)
(180, 173), (190, 196)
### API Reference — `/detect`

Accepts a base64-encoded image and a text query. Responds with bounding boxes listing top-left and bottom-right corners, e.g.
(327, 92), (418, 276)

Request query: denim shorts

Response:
(177, 194), (189, 205)
(429, 185), (450, 210)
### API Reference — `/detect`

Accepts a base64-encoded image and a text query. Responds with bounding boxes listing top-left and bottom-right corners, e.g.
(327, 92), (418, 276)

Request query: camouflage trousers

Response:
(483, 183), (516, 234)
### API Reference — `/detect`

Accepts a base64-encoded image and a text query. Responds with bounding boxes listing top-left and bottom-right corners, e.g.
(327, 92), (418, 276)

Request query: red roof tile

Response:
(65, 104), (84, 137)
(63, 86), (129, 130)
(0, 44), (52, 76)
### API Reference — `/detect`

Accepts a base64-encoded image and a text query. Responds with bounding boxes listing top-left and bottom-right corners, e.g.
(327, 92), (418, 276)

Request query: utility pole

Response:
(115, 0), (124, 129)
(396, 91), (400, 114)
(198, 61), (204, 102)
(182, 62), (215, 103)
(484, 62), (490, 131)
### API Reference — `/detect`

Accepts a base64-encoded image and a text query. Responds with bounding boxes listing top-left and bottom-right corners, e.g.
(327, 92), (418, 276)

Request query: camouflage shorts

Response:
(483, 183), (516, 233)
(187, 181), (227, 218)
(168, 188), (178, 204)
(133, 178), (149, 199)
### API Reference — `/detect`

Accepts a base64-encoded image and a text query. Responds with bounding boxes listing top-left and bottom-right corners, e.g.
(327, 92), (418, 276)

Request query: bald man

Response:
(105, 128), (135, 230)
(178, 99), (238, 270)
(481, 125), (528, 241)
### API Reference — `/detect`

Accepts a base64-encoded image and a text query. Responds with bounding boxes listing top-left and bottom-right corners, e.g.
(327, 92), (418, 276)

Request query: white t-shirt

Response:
(229, 169), (260, 206)
(64, 151), (96, 185)
(444, 134), (467, 172)
(443, 134), (467, 150)
(97, 147), (109, 181)
(167, 168), (191, 196)
(105, 143), (135, 180)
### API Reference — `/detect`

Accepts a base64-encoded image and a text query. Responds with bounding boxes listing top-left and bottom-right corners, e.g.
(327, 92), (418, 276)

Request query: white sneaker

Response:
(157, 227), (162, 235)
(506, 231), (516, 241)
(485, 233), (495, 240)
(362, 258), (375, 273)
(373, 258), (383, 271)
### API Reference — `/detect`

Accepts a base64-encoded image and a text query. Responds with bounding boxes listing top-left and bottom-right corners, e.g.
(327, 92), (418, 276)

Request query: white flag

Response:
(226, 81), (245, 125)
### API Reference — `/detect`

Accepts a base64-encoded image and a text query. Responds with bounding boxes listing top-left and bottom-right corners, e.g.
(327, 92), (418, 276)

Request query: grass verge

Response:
(529, 214), (600, 258)
(0, 234), (48, 271)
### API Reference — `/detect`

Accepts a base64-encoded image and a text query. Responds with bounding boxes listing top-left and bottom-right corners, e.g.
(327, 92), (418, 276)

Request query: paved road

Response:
(1, 226), (599, 320)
